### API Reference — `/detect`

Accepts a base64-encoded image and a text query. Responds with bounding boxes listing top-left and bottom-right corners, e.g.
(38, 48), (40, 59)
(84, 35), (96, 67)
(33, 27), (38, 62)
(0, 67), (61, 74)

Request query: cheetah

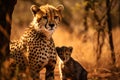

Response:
(56, 46), (88, 80)
(10, 4), (64, 80)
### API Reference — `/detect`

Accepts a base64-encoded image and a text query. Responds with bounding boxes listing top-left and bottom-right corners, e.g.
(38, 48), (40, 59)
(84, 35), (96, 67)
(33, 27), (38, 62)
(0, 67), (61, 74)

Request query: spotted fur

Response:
(56, 46), (88, 80)
(10, 4), (64, 80)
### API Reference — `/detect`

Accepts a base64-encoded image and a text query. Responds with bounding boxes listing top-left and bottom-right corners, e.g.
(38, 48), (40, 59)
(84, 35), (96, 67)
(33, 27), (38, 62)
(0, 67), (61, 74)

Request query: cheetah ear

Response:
(57, 4), (64, 12)
(56, 47), (60, 53)
(69, 46), (73, 53)
(31, 5), (40, 16)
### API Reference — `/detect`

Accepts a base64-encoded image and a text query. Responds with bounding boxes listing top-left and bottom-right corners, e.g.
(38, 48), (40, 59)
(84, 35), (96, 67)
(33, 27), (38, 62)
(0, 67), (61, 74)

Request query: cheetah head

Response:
(30, 4), (64, 35)
(56, 46), (73, 63)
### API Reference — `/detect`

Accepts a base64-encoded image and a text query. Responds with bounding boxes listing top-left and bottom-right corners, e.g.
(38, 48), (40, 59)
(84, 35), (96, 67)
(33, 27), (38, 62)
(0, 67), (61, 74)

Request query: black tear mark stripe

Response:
(45, 17), (48, 29)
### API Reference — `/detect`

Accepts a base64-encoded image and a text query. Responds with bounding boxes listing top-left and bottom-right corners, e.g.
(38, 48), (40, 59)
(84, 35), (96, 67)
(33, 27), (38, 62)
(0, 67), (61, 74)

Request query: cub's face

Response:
(56, 46), (73, 63)
(30, 4), (64, 34)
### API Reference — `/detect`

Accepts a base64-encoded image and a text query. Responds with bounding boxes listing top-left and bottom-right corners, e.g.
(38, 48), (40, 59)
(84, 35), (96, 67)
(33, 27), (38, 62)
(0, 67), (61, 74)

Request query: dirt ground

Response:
(39, 66), (120, 80)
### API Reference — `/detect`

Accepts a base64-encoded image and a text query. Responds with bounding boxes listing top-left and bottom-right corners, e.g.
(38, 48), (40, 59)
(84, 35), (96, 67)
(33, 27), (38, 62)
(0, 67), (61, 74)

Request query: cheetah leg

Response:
(45, 63), (56, 80)
(30, 71), (40, 80)
(29, 67), (40, 80)
(9, 62), (17, 78)
(62, 73), (67, 80)
(81, 71), (88, 80)
(9, 62), (24, 80)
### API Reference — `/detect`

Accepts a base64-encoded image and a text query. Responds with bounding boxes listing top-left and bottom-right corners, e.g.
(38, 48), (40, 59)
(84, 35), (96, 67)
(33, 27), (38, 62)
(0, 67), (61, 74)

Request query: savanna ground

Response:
(10, 0), (120, 80)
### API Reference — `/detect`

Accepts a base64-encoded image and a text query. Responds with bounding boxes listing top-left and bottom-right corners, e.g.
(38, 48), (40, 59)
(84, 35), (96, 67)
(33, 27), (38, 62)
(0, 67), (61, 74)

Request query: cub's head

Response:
(56, 46), (73, 63)
(30, 4), (64, 35)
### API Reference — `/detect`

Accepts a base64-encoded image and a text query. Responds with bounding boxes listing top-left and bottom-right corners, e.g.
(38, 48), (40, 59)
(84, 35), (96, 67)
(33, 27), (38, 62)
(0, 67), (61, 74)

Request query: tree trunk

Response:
(106, 0), (116, 65)
(96, 29), (105, 62)
(83, 0), (91, 32)
(0, 0), (17, 79)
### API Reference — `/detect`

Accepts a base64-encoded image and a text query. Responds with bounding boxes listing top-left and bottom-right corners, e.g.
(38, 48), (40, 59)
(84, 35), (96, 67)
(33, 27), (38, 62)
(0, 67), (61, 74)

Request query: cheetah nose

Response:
(49, 24), (55, 28)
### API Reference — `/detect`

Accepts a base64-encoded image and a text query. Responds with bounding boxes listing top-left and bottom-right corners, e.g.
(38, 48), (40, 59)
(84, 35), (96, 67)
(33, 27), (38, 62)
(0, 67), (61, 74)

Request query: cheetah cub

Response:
(56, 46), (88, 80)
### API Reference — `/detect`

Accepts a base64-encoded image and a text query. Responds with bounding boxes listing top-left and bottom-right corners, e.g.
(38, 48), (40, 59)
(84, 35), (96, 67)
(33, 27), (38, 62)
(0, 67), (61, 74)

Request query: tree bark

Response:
(0, 0), (17, 79)
(106, 0), (116, 65)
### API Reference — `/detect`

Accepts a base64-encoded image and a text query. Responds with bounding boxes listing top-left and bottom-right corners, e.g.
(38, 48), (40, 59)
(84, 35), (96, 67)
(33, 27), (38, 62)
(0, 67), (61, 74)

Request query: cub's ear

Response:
(69, 46), (73, 52)
(56, 47), (60, 53)
(57, 4), (64, 12)
(30, 5), (40, 16)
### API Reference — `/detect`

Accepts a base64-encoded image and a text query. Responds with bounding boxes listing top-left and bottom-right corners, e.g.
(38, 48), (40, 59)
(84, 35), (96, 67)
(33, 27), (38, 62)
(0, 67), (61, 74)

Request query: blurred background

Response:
(10, 0), (120, 80)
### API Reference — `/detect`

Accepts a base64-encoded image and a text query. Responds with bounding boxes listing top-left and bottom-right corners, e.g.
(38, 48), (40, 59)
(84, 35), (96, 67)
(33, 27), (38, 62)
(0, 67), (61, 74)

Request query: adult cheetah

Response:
(10, 4), (64, 80)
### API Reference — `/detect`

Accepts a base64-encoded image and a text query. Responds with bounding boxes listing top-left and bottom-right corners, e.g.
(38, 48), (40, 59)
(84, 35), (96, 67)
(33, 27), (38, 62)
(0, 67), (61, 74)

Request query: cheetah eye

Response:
(54, 16), (58, 19)
(43, 16), (47, 19)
